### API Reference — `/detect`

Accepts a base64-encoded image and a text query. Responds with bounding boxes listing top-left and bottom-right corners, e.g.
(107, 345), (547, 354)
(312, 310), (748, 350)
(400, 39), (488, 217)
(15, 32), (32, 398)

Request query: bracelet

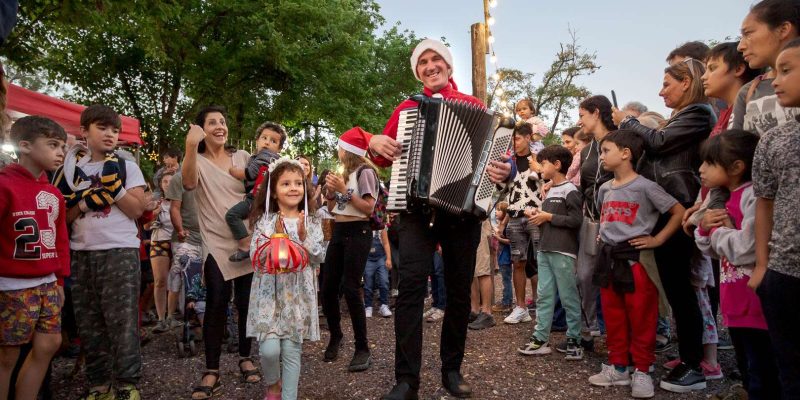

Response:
(335, 189), (354, 210)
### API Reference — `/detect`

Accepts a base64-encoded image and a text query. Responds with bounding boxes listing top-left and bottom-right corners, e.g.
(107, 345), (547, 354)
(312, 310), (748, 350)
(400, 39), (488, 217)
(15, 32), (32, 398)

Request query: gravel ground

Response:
(50, 275), (738, 399)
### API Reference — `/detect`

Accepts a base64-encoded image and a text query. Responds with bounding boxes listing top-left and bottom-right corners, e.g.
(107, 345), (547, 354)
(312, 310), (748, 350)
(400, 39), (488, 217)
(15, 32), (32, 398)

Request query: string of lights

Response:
(484, 0), (512, 118)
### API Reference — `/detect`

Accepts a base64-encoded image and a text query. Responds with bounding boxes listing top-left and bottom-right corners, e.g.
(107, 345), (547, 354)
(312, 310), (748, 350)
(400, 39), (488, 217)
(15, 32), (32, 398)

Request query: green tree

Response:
(487, 30), (598, 136)
(3, 0), (420, 169)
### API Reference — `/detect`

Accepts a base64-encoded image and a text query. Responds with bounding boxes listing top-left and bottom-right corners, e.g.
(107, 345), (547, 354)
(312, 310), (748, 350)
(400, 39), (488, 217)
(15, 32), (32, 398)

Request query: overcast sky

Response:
(374, 0), (749, 128)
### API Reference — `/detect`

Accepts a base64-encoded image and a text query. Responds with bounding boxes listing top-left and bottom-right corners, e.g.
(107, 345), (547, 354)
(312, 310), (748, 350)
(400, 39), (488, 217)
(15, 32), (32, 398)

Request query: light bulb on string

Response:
(490, 53), (497, 64)
(492, 73), (500, 81)
(487, 16), (495, 26)
(487, 35), (495, 44)
(489, 0), (498, 8)
(500, 100), (507, 107)
(495, 87), (504, 96)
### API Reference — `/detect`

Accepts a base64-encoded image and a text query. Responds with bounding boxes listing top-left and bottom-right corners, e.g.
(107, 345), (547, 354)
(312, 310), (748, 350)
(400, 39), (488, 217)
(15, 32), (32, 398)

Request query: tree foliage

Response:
(2, 0), (421, 169)
(487, 30), (598, 134)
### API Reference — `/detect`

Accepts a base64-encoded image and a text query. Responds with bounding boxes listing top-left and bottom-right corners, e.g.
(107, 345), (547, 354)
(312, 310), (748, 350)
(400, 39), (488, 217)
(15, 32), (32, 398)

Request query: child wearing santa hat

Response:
(320, 127), (381, 373)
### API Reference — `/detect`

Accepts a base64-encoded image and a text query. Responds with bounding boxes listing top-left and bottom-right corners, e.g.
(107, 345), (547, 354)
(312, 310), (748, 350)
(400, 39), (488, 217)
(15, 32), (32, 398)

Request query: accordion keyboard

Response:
(387, 108), (418, 211)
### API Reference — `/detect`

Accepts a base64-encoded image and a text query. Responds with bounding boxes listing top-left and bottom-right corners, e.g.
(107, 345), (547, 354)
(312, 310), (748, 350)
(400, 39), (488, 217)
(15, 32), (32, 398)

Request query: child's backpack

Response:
(356, 165), (388, 231)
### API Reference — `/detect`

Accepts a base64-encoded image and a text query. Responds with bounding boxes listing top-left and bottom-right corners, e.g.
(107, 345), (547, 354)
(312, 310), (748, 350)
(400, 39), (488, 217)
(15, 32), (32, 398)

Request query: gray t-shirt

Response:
(164, 172), (202, 246)
(597, 175), (678, 245)
(752, 118), (800, 279)
(731, 77), (800, 136)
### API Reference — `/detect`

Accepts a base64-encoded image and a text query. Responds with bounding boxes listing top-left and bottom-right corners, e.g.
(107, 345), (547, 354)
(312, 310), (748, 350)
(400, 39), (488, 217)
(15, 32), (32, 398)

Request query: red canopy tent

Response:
(6, 83), (143, 145)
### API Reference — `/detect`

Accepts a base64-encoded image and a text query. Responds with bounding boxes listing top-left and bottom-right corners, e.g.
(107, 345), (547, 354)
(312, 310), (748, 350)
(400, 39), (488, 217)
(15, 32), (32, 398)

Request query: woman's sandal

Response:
(191, 371), (222, 399)
(239, 357), (262, 384)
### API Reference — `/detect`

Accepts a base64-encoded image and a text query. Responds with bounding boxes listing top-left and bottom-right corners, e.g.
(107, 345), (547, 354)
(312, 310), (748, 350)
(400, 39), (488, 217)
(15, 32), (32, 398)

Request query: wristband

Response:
(113, 187), (128, 201)
(335, 189), (354, 210)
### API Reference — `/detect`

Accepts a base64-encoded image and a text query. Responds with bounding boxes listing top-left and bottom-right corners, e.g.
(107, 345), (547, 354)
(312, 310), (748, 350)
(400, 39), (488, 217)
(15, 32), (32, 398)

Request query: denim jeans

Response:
(364, 256), (389, 307)
(499, 263), (512, 306)
(431, 250), (446, 309)
(260, 338), (302, 400)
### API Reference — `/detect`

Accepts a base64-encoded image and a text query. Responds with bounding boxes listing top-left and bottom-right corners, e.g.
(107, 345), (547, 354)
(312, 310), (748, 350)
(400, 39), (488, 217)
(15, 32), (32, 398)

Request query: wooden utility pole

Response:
(483, 0), (491, 51)
(471, 23), (487, 104)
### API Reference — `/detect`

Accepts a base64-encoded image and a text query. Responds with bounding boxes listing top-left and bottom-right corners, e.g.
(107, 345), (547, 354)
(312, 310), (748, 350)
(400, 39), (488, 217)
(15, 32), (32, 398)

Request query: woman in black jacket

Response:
(613, 58), (716, 393)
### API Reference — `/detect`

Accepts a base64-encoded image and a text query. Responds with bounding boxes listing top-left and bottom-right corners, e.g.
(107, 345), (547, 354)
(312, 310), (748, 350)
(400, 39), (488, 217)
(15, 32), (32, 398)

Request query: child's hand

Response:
(628, 235), (662, 249)
(748, 266), (766, 291)
(701, 209), (731, 231)
(325, 174), (346, 194)
(178, 229), (189, 242)
(528, 209), (552, 226)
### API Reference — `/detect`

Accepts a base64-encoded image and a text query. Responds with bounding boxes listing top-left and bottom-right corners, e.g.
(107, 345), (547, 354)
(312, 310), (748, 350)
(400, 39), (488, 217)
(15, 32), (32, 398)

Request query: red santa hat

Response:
(410, 38), (454, 82)
(338, 126), (370, 157)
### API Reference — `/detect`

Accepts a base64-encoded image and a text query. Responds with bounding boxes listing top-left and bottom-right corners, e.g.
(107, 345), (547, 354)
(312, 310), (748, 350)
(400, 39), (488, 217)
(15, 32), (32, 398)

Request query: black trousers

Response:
(203, 255), (253, 370)
(322, 221), (373, 351)
(758, 269), (800, 399)
(393, 211), (480, 389)
(729, 327), (781, 400)
(653, 215), (704, 368)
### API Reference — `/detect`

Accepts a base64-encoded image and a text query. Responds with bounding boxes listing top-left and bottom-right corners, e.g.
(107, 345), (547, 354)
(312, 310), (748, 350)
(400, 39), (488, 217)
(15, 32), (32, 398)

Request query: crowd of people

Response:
(1, 1), (800, 399)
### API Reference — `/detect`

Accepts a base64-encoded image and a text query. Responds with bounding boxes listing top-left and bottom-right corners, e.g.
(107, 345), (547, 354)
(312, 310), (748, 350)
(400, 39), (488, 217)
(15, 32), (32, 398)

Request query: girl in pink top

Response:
(694, 130), (779, 399)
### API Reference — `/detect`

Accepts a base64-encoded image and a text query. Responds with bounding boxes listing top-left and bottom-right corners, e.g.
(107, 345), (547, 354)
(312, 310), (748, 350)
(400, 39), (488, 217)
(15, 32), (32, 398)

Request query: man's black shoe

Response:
(348, 348), (371, 372)
(323, 335), (342, 362)
(442, 370), (472, 398)
(381, 382), (419, 400)
(659, 362), (706, 393)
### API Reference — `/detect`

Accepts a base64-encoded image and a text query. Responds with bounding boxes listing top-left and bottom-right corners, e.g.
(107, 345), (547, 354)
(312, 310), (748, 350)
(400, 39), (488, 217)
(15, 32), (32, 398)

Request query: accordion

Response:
(387, 96), (514, 219)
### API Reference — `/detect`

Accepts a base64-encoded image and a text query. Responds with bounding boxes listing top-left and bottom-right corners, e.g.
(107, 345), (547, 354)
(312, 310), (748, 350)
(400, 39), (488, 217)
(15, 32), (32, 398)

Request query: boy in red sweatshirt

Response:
(0, 116), (69, 400)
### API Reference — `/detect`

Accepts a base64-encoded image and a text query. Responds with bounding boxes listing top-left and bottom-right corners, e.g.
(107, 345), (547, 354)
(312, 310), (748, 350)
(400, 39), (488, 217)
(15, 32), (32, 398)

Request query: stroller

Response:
(176, 253), (204, 358)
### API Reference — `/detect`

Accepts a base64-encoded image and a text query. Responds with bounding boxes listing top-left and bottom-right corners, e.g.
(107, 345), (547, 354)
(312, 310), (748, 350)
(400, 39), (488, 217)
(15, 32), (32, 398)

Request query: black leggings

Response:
(202, 255), (253, 370)
(654, 216), (704, 368)
(322, 221), (372, 351)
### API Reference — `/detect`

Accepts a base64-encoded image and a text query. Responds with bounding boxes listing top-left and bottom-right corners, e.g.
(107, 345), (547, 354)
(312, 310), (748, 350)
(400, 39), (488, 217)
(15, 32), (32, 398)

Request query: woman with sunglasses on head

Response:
(612, 58), (716, 394)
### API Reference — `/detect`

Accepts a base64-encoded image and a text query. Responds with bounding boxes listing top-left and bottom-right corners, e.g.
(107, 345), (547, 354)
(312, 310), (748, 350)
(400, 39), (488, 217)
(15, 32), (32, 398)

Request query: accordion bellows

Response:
(387, 96), (514, 219)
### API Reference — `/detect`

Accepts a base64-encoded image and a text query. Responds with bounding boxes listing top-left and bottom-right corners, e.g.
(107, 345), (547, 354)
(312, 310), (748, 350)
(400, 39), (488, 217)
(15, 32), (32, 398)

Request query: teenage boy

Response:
(517, 145), (583, 360)
(587, 130), (685, 399)
(226, 122), (286, 261)
(750, 38), (800, 398)
(0, 116), (69, 400)
(702, 42), (762, 135)
(53, 104), (147, 400)
(500, 122), (543, 325)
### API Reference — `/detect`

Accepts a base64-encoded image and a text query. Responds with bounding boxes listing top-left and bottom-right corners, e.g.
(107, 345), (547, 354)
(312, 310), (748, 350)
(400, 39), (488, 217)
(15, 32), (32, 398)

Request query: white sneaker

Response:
(588, 364), (631, 387)
(631, 369), (655, 398)
(423, 307), (438, 318)
(365, 307), (373, 318)
(503, 306), (532, 324)
(379, 304), (392, 318)
(425, 308), (445, 322)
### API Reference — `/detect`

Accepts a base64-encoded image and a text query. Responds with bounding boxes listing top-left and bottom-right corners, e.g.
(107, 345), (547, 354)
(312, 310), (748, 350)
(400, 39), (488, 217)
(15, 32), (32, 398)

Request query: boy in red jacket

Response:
(0, 116), (69, 400)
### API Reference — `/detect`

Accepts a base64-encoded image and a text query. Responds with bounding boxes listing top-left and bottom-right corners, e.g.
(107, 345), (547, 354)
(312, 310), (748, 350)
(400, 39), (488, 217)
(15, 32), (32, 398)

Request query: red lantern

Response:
(252, 232), (310, 274)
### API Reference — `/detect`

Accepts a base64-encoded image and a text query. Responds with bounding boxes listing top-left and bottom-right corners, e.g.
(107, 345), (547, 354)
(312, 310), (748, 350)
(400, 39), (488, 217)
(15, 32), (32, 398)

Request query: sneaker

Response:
(323, 335), (342, 362)
(589, 329), (602, 337)
(151, 319), (169, 334)
(390, 289), (399, 297)
(491, 303), (511, 313)
(701, 360), (724, 380)
(426, 308), (445, 323)
(717, 336), (734, 350)
(423, 307), (439, 319)
(517, 337), (551, 355)
(379, 304), (392, 318)
(588, 364), (631, 387)
(365, 307), (373, 318)
(556, 337), (594, 353)
(565, 338), (584, 360)
(468, 312), (496, 330)
(116, 384), (141, 400)
(166, 317), (184, 330)
(662, 358), (681, 370)
(78, 386), (115, 400)
(229, 249), (250, 262)
(503, 306), (532, 324)
(659, 362), (706, 393)
(348, 349), (371, 372)
(468, 310), (479, 322)
(526, 298), (537, 311)
(630, 370), (654, 398)
(655, 337), (673, 353)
